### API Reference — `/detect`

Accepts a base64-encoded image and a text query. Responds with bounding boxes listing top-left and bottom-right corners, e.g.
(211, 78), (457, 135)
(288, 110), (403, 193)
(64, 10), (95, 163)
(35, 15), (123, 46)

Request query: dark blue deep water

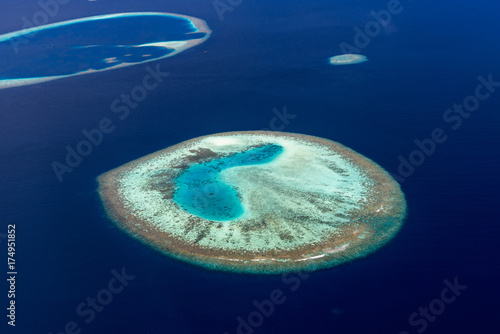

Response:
(1, 0), (499, 333)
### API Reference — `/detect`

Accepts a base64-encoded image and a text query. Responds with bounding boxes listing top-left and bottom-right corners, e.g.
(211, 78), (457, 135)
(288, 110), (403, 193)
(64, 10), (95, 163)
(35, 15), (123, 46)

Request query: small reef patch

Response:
(329, 54), (368, 65)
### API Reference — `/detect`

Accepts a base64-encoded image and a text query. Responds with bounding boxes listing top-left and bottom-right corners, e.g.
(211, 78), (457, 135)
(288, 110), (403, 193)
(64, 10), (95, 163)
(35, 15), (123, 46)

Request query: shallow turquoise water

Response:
(173, 144), (283, 221)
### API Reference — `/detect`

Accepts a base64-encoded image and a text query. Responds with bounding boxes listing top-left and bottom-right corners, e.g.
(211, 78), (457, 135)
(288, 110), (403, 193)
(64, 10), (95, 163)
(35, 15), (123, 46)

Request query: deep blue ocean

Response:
(1, 0), (499, 333)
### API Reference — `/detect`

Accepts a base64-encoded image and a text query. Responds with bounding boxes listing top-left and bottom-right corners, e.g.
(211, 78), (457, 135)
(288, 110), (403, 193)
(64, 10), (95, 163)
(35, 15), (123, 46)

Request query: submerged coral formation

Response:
(0, 12), (211, 89)
(329, 54), (368, 65)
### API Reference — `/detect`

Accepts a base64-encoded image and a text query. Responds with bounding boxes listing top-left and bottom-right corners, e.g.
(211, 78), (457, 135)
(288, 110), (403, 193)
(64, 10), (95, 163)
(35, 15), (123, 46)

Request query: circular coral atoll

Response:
(98, 131), (406, 274)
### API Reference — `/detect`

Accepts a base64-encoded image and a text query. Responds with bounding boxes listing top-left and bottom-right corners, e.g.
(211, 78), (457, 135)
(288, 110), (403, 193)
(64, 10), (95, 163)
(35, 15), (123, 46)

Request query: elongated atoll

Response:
(98, 131), (406, 274)
(329, 54), (368, 65)
(0, 12), (211, 89)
